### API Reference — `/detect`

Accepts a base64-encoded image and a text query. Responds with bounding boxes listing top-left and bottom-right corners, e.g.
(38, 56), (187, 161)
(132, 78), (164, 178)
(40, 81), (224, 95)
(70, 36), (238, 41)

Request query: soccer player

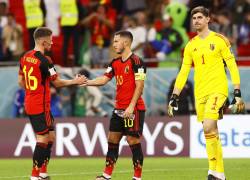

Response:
(168, 6), (245, 180)
(18, 27), (86, 180)
(81, 30), (146, 180)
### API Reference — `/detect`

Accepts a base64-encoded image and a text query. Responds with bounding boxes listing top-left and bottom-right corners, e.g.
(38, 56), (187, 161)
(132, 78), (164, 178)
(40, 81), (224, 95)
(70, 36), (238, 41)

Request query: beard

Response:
(44, 47), (51, 56)
(44, 50), (52, 56)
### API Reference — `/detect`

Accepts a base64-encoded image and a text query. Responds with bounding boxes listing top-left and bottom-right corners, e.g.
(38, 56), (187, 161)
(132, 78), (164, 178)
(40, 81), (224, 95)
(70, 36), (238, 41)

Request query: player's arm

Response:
(18, 61), (25, 88)
(128, 80), (144, 109)
(85, 75), (111, 86)
(18, 74), (25, 88)
(52, 75), (87, 88)
(168, 42), (192, 117)
(220, 37), (245, 113)
(43, 61), (86, 88)
(124, 60), (146, 118)
(83, 63), (114, 86)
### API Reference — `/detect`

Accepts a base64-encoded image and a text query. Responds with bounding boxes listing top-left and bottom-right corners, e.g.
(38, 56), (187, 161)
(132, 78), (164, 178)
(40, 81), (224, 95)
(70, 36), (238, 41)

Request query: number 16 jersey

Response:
(19, 50), (58, 115)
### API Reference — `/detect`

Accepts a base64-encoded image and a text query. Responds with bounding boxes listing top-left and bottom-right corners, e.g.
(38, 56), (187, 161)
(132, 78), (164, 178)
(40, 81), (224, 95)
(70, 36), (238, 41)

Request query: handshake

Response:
(73, 74), (88, 86)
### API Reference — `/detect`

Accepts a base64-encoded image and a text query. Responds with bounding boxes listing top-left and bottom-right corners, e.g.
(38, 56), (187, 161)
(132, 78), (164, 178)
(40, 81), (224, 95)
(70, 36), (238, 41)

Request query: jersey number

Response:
(116, 75), (123, 85)
(23, 65), (38, 90)
(202, 54), (205, 64)
(124, 118), (134, 128)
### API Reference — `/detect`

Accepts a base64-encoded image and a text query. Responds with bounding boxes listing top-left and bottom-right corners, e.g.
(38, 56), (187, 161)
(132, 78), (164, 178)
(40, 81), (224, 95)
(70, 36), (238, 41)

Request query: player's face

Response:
(42, 36), (53, 52)
(192, 12), (209, 31)
(113, 35), (125, 54)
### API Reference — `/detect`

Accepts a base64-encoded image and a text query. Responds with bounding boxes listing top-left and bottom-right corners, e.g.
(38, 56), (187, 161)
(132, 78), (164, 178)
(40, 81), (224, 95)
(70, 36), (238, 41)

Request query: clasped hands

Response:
(74, 74), (88, 85)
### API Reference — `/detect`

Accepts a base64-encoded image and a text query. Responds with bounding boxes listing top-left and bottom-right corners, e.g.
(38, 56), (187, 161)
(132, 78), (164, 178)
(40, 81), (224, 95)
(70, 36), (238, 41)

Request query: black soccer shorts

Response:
(109, 109), (145, 137)
(28, 111), (55, 135)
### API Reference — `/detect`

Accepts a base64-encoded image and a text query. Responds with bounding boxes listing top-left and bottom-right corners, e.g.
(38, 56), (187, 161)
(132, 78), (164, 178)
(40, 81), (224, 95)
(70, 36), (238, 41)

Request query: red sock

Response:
(31, 167), (40, 177)
(40, 161), (47, 173)
(104, 165), (114, 176)
(134, 166), (142, 178)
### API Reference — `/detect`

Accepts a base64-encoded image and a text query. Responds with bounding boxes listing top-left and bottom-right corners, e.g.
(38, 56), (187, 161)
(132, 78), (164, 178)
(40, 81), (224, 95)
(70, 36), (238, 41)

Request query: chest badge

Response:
(210, 44), (215, 51)
(124, 65), (129, 74)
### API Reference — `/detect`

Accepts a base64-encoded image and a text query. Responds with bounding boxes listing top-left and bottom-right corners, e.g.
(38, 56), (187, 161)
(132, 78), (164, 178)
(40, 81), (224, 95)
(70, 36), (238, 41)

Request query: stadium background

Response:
(0, 0), (250, 179)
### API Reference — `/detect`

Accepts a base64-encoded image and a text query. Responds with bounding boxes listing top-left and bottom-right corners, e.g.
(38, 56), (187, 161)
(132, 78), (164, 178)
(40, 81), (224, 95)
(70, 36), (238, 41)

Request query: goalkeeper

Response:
(168, 6), (245, 180)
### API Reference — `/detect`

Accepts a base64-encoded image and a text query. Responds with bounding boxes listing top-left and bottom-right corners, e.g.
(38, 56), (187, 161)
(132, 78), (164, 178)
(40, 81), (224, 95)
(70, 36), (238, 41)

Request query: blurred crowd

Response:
(0, 0), (249, 68)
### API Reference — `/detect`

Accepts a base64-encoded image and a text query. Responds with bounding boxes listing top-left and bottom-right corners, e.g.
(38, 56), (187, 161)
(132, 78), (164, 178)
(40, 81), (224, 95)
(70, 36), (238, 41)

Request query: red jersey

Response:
(104, 53), (146, 110)
(19, 50), (58, 115)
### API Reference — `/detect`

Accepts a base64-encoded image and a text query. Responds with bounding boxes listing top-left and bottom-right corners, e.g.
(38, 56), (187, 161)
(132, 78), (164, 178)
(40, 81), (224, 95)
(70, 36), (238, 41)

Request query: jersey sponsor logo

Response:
(210, 44), (215, 51)
(105, 66), (112, 73)
(124, 65), (129, 74)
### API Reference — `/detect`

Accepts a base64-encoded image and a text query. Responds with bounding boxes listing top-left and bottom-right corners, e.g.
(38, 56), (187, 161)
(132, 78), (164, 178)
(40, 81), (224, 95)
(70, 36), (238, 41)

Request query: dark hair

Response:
(33, 27), (52, 40)
(79, 68), (90, 78)
(114, 30), (133, 42)
(191, 6), (209, 17)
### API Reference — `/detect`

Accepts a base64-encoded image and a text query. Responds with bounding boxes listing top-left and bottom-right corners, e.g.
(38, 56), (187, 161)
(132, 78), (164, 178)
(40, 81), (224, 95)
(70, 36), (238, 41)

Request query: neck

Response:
(121, 49), (132, 61)
(197, 27), (210, 39)
(34, 46), (44, 54)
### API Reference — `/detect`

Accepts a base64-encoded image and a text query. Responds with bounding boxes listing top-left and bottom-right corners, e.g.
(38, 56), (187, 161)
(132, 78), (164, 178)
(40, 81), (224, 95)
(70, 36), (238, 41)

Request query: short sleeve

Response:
(48, 63), (58, 81)
(104, 62), (114, 79)
(39, 54), (58, 81)
(132, 57), (147, 81)
(44, 56), (57, 81)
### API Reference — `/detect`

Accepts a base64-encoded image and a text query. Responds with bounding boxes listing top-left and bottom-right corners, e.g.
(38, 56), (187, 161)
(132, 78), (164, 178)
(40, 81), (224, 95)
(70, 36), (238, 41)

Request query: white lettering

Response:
(56, 123), (79, 156)
(143, 122), (164, 155)
(78, 123), (108, 156)
(14, 123), (36, 156)
(163, 121), (184, 155)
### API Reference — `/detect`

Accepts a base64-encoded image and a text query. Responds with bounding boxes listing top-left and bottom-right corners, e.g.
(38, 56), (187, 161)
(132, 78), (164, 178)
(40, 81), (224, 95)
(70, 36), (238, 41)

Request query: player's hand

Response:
(229, 89), (245, 114)
(74, 74), (88, 85)
(123, 104), (134, 119)
(167, 94), (179, 117)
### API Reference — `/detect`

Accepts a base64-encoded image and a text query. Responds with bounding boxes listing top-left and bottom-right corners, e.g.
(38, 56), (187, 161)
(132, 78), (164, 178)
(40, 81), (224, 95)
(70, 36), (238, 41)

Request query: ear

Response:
(207, 16), (210, 23)
(124, 39), (131, 46)
(123, 39), (128, 46)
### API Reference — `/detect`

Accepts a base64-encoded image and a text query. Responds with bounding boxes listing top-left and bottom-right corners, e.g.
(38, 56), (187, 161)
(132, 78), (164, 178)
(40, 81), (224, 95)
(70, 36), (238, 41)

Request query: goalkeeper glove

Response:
(168, 94), (179, 117)
(229, 89), (245, 114)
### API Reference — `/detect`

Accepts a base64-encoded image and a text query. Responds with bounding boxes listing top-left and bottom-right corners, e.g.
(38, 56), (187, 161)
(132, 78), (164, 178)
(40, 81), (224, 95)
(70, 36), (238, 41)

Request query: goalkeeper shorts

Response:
(195, 93), (227, 122)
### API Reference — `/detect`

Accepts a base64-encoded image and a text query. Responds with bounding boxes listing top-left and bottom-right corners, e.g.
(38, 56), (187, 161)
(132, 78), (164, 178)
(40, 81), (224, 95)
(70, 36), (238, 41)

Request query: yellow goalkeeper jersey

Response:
(175, 31), (240, 99)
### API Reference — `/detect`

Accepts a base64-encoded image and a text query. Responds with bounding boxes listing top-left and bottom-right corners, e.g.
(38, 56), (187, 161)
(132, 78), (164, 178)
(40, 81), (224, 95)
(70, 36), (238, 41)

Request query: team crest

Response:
(124, 65), (129, 74)
(210, 44), (215, 51)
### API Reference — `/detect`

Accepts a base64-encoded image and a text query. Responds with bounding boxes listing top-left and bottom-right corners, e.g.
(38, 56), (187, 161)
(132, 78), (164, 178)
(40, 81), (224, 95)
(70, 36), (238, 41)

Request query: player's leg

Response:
(29, 113), (51, 180)
(125, 110), (145, 180)
(203, 94), (227, 180)
(40, 112), (55, 179)
(96, 111), (123, 180)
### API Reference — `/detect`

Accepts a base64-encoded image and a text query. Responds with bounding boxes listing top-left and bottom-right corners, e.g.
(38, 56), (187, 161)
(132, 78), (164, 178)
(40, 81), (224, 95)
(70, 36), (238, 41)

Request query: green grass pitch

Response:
(0, 158), (249, 180)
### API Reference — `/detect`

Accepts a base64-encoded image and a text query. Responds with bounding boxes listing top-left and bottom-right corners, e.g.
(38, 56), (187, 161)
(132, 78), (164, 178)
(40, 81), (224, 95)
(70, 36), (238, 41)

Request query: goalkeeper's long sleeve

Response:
(174, 63), (191, 91)
(225, 57), (240, 85)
